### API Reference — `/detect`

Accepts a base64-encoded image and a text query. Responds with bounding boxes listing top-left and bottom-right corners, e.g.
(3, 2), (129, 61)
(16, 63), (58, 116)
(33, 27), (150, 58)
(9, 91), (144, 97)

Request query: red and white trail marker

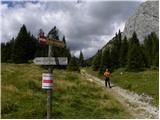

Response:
(39, 36), (47, 44)
(42, 73), (53, 89)
(38, 36), (65, 47)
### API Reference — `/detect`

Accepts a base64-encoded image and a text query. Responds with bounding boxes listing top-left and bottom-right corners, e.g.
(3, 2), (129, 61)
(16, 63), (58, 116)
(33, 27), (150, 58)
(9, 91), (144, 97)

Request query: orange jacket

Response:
(104, 71), (111, 77)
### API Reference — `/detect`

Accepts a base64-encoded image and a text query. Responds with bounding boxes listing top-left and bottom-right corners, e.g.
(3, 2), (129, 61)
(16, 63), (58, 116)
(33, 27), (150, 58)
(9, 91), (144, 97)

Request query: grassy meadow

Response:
(84, 67), (159, 106)
(1, 63), (131, 119)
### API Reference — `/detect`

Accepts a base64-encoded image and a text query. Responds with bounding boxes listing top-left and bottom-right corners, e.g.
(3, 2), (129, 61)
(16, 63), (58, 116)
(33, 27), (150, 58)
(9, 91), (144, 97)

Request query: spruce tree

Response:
(1, 43), (9, 62)
(100, 48), (111, 71)
(79, 50), (84, 67)
(129, 31), (140, 46)
(67, 56), (80, 72)
(28, 34), (37, 59)
(110, 31), (122, 69)
(143, 32), (159, 67)
(92, 50), (102, 71)
(127, 32), (145, 71)
(12, 25), (29, 63)
(1, 38), (15, 62)
(150, 32), (159, 66)
(118, 29), (122, 48)
(120, 36), (128, 67)
(12, 25), (36, 63)
(63, 36), (66, 48)
(110, 40), (119, 68)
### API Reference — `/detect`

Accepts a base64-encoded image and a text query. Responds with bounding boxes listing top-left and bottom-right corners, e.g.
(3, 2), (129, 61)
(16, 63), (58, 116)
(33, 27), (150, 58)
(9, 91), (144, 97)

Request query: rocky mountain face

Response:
(122, 1), (159, 42)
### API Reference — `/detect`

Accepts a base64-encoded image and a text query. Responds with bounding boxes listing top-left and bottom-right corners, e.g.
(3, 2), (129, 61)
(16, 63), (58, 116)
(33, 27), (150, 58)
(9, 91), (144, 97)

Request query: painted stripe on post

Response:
(43, 76), (53, 80)
(43, 80), (53, 83)
(42, 83), (52, 86)
(42, 86), (53, 89)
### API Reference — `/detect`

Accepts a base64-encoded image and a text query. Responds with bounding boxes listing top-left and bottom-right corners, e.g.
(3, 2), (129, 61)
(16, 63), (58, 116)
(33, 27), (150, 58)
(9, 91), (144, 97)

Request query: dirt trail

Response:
(81, 70), (159, 119)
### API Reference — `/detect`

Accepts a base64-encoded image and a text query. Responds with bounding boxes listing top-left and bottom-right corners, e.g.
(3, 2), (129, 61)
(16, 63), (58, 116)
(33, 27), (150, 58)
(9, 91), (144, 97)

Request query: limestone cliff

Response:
(122, 1), (159, 42)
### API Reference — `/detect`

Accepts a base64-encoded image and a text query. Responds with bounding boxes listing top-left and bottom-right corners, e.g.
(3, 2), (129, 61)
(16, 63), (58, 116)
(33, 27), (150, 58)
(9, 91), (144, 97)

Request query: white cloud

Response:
(1, 1), (141, 58)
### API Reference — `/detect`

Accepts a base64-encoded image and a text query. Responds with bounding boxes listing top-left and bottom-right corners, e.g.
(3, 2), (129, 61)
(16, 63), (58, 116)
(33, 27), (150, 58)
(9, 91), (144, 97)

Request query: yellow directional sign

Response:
(47, 38), (65, 48)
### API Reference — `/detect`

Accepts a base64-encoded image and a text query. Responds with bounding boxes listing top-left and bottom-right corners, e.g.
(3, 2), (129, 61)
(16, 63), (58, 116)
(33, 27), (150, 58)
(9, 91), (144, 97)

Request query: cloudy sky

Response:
(1, 0), (144, 58)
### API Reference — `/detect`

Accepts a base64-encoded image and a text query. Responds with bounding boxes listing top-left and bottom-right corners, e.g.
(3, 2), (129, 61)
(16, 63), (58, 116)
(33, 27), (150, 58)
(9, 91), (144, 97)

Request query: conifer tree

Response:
(92, 50), (102, 71)
(100, 48), (111, 71)
(127, 32), (145, 71)
(1, 43), (6, 62)
(110, 31), (122, 69)
(63, 36), (66, 48)
(118, 29), (122, 48)
(143, 32), (159, 67)
(1, 38), (15, 62)
(12, 24), (33, 63)
(67, 56), (80, 72)
(120, 36), (128, 67)
(110, 37), (119, 68)
(79, 50), (84, 67)
(1, 42), (12, 62)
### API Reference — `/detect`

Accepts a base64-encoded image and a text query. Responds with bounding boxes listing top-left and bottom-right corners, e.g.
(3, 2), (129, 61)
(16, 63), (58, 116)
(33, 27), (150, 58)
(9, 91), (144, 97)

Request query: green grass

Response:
(2, 63), (131, 119)
(84, 67), (159, 106)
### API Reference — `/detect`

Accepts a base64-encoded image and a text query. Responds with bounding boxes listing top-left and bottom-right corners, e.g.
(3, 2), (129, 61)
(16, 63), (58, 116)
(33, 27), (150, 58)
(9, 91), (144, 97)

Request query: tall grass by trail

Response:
(85, 67), (159, 106)
(2, 63), (131, 119)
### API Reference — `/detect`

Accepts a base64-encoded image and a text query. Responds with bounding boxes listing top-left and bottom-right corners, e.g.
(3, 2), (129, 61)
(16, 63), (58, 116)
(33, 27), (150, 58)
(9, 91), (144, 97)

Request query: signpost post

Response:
(47, 44), (52, 119)
(34, 29), (68, 119)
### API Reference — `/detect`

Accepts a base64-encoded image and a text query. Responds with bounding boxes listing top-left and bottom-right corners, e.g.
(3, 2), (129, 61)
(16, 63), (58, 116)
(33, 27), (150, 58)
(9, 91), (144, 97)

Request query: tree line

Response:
(1, 24), (85, 71)
(2, 25), (158, 72)
(91, 30), (159, 72)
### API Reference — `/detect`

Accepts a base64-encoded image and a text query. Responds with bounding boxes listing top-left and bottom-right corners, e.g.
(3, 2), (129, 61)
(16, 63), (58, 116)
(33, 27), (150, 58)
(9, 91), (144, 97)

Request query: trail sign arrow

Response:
(38, 36), (65, 47)
(33, 57), (68, 65)
(47, 38), (65, 48)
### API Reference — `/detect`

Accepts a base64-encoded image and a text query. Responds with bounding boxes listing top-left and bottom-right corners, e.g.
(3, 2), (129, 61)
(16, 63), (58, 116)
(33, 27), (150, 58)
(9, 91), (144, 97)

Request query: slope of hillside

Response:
(2, 63), (131, 119)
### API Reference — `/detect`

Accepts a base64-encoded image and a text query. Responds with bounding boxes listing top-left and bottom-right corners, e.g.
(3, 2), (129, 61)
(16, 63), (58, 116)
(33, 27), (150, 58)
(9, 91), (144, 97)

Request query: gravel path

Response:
(81, 70), (159, 119)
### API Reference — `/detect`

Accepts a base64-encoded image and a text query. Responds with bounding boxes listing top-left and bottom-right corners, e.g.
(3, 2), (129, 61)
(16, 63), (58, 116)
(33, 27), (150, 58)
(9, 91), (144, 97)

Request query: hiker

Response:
(104, 68), (111, 88)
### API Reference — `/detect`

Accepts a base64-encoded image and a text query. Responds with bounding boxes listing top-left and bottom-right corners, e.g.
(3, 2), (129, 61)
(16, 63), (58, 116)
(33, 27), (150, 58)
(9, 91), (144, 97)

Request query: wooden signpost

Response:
(34, 30), (68, 119)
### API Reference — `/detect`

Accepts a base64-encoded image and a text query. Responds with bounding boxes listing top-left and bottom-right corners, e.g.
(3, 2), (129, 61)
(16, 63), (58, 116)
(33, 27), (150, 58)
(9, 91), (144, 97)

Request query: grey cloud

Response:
(1, 1), (142, 58)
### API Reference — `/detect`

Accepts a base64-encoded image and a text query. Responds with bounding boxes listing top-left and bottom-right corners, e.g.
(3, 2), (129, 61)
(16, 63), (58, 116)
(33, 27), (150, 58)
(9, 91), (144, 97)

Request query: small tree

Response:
(67, 56), (80, 72)
(100, 48), (111, 72)
(79, 50), (85, 67)
(119, 36), (128, 67)
(110, 31), (122, 69)
(12, 25), (31, 63)
(92, 50), (102, 71)
(1, 38), (15, 62)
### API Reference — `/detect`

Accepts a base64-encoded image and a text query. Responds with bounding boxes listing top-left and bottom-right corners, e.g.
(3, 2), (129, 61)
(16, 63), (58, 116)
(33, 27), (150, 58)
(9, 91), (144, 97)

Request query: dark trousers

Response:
(105, 77), (111, 88)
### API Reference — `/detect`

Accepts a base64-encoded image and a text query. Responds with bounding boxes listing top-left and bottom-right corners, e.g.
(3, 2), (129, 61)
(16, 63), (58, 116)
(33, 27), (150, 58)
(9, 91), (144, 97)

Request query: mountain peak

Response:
(122, 1), (159, 42)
